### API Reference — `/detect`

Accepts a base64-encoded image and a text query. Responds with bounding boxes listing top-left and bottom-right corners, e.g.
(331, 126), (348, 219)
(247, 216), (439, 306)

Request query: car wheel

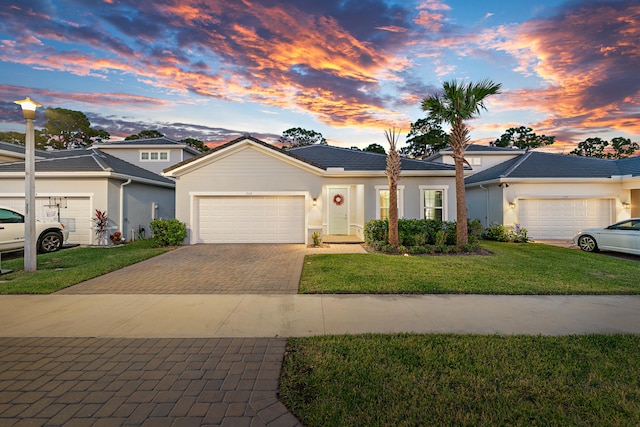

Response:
(38, 231), (63, 253)
(578, 235), (598, 252)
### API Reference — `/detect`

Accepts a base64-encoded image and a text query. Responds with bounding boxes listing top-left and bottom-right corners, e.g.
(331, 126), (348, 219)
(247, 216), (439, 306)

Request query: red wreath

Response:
(333, 194), (344, 206)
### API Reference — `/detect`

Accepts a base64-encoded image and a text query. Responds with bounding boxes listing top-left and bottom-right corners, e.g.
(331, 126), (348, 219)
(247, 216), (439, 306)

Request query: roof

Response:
(164, 135), (456, 175)
(0, 148), (174, 186)
(440, 143), (526, 153)
(465, 151), (639, 185)
(92, 137), (201, 155)
(0, 140), (57, 159)
(290, 144), (456, 171)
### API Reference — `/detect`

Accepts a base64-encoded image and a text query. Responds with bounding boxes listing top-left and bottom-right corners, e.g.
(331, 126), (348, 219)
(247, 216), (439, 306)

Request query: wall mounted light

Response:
(622, 201), (631, 209)
(312, 198), (317, 206)
(508, 202), (516, 209)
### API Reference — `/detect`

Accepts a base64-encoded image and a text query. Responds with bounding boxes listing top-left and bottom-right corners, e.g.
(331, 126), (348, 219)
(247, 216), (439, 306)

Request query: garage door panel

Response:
(520, 199), (612, 240)
(196, 196), (305, 243)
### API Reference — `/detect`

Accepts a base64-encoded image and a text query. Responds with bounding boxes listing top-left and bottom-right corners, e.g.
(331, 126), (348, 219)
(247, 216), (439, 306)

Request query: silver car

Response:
(0, 206), (69, 254)
(574, 218), (640, 256)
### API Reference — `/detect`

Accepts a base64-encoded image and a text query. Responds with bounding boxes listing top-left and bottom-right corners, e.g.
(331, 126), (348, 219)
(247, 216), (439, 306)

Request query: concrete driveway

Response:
(58, 244), (309, 294)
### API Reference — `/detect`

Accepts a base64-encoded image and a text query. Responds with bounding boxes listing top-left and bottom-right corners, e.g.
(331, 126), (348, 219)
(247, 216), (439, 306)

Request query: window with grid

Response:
(423, 189), (444, 221)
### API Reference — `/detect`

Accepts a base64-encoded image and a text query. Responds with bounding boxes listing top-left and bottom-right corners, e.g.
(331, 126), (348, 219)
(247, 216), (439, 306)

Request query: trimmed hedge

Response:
(149, 219), (187, 246)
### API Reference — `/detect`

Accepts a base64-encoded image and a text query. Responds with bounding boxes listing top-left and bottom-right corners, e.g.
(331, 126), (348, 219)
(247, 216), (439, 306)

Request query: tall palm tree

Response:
(422, 79), (502, 247)
(385, 128), (401, 247)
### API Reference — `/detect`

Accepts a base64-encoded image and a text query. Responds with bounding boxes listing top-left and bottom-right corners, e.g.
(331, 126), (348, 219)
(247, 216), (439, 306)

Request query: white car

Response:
(574, 218), (640, 256)
(0, 206), (69, 254)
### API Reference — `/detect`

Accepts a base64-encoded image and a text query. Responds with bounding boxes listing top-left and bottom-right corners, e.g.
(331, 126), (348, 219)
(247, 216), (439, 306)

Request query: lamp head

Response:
(14, 97), (42, 120)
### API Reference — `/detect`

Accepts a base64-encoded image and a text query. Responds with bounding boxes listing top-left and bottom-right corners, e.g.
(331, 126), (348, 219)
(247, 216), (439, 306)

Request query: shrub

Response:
(482, 223), (529, 243)
(149, 219), (187, 246)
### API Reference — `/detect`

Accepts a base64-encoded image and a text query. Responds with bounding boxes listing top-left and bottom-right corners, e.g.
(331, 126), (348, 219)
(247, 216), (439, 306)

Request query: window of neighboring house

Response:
(140, 151), (169, 161)
(468, 157), (481, 166)
(375, 186), (404, 220)
(420, 186), (448, 221)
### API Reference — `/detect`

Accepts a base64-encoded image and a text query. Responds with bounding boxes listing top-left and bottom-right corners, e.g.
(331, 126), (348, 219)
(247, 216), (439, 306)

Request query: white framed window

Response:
(419, 185), (448, 221)
(468, 157), (482, 166)
(140, 151), (169, 162)
(375, 185), (404, 220)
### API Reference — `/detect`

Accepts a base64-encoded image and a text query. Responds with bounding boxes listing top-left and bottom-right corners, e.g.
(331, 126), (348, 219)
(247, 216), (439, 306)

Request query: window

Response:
(468, 157), (482, 166)
(140, 151), (169, 162)
(0, 208), (23, 224)
(375, 186), (404, 220)
(420, 186), (448, 221)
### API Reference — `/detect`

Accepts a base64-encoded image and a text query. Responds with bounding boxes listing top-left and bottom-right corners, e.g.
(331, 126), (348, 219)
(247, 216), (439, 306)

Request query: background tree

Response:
(362, 143), (386, 154)
(400, 117), (449, 159)
(422, 79), (502, 247)
(385, 128), (401, 248)
(491, 126), (555, 150)
(569, 137), (609, 158)
(42, 107), (109, 149)
(125, 129), (164, 140)
(181, 137), (210, 152)
(279, 127), (327, 148)
(0, 131), (49, 149)
(569, 136), (638, 159)
(608, 137), (638, 159)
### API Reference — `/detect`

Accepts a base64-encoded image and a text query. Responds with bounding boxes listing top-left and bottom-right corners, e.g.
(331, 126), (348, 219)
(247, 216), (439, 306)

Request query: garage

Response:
(519, 198), (613, 240)
(0, 196), (92, 244)
(195, 195), (306, 243)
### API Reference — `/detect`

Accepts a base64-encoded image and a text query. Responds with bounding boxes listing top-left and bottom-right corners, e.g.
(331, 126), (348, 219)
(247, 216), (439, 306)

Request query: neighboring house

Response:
(0, 148), (175, 244)
(465, 151), (640, 240)
(426, 144), (525, 175)
(163, 136), (458, 244)
(92, 137), (201, 175)
(0, 141), (53, 163)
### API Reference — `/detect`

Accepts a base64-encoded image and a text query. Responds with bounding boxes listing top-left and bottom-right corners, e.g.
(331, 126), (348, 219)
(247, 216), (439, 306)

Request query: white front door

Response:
(328, 188), (348, 234)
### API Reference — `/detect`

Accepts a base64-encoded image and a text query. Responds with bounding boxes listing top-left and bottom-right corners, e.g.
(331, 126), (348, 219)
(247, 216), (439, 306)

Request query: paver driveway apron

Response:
(58, 244), (308, 294)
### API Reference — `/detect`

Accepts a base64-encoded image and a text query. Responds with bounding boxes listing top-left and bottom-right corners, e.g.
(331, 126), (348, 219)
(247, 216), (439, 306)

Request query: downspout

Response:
(119, 179), (132, 239)
(479, 184), (489, 227)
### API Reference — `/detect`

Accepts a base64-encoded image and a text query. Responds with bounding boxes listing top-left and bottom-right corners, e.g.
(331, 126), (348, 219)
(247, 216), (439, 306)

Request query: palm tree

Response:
(422, 79), (502, 247)
(385, 128), (402, 247)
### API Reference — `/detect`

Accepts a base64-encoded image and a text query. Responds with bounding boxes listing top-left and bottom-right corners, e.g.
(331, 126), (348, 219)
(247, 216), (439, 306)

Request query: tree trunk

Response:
(453, 150), (468, 247)
(388, 180), (398, 246)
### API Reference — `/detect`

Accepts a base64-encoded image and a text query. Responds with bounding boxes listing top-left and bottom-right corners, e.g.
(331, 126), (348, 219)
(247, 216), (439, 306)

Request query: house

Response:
(163, 136), (459, 244)
(425, 144), (525, 175)
(465, 151), (640, 240)
(91, 137), (201, 175)
(0, 148), (175, 244)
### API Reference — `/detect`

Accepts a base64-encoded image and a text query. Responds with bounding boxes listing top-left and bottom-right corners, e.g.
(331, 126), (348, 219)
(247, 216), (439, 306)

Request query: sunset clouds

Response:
(0, 0), (637, 148)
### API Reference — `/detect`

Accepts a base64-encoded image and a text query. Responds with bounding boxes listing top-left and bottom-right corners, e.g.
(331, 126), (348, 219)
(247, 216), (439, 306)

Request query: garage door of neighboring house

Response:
(0, 197), (92, 244)
(519, 199), (613, 240)
(195, 196), (305, 243)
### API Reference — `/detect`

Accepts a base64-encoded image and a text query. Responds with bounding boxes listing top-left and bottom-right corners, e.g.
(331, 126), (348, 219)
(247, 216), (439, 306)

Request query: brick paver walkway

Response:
(0, 337), (300, 426)
(58, 244), (306, 294)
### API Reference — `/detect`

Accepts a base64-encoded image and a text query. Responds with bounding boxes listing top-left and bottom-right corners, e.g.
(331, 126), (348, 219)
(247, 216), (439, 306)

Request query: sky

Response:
(0, 0), (638, 153)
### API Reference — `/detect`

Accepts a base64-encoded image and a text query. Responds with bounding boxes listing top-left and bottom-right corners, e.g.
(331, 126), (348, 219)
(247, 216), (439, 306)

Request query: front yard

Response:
(300, 241), (640, 294)
(280, 334), (640, 426)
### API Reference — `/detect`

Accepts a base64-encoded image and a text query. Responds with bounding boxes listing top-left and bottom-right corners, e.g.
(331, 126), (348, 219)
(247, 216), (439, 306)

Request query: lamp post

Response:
(14, 97), (41, 272)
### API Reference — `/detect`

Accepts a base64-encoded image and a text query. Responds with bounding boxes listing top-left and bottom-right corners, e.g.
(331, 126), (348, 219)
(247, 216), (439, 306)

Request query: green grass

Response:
(280, 334), (640, 427)
(0, 239), (171, 294)
(300, 241), (640, 294)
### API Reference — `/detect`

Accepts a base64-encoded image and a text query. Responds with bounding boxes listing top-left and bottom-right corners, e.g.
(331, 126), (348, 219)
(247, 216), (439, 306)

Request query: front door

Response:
(328, 188), (348, 234)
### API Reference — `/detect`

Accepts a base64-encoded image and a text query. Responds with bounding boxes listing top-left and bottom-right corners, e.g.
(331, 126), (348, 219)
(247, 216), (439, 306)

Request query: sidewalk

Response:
(2, 294), (639, 337)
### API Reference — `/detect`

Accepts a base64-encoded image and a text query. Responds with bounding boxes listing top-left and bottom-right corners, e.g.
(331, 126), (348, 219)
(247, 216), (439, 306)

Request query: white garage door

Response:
(0, 197), (92, 244)
(196, 196), (305, 243)
(519, 199), (612, 240)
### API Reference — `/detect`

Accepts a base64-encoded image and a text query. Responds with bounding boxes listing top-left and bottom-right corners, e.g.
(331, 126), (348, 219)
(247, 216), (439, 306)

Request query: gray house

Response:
(465, 151), (640, 240)
(163, 136), (459, 244)
(0, 148), (175, 244)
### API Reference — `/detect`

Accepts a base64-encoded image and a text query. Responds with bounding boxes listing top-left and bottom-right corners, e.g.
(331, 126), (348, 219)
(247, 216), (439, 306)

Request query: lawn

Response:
(299, 241), (640, 294)
(0, 239), (171, 294)
(280, 334), (640, 427)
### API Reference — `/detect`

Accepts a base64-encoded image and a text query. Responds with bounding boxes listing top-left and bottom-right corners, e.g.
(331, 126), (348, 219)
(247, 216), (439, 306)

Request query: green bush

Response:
(364, 219), (483, 252)
(149, 219), (187, 246)
(482, 223), (529, 243)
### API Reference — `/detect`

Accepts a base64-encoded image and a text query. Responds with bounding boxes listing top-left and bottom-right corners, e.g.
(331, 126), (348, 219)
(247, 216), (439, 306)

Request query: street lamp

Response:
(14, 97), (42, 272)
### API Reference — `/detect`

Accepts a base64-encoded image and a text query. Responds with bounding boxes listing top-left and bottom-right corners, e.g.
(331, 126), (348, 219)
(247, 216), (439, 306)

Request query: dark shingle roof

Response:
(0, 140), (57, 159)
(289, 144), (456, 171)
(465, 151), (637, 184)
(439, 143), (525, 153)
(164, 135), (456, 174)
(0, 149), (173, 185)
